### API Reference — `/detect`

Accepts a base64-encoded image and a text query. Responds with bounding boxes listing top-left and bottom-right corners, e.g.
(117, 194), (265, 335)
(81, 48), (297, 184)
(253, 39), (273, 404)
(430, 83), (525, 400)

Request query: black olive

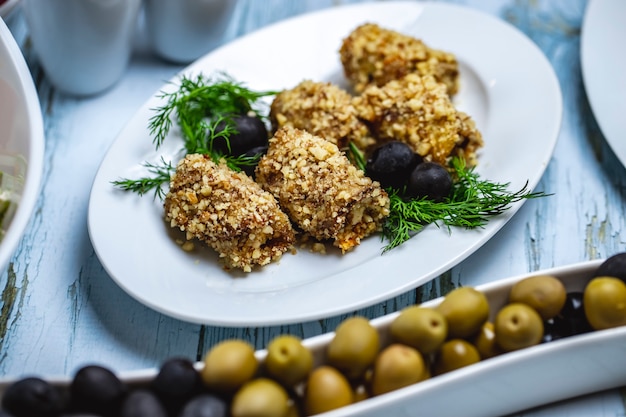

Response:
(151, 358), (203, 416)
(119, 390), (167, 417)
(178, 394), (227, 417)
(69, 365), (127, 417)
(406, 162), (453, 202)
(365, 141), (421, 189)
(542, 292), (592, 343)
(58, 414), (100, 417)
(559, 291), (593, 335)
(560, 292), (586, 319)
(541, 317), (568, 343)
(211, 115), (268, 157)
(1, 377), (64, 417)
(594, 252), (626, 283)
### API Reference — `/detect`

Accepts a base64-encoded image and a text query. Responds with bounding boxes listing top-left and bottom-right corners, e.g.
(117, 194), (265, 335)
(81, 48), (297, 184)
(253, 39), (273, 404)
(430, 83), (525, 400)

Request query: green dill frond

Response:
(148, 73), (278, 150)
(111, 158), (175, 200)
(348, 141), (367, 172)
(117, 72), (278, 198)
(381, 157), (550, 252)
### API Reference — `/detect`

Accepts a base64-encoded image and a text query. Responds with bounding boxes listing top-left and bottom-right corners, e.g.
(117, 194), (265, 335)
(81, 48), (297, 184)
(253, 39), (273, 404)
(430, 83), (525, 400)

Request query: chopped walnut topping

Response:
(256, 127), (390, 253)
(270, 80), (375, 150)
(353, 73), (483, 165)
(164, 154), (295, 272)
(339, 23), (459, 95)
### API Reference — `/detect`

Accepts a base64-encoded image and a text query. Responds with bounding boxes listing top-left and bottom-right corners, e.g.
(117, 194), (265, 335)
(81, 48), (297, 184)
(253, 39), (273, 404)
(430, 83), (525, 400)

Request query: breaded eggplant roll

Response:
(353, 73), (483, 166)
(164, 154), (295, 272)
(269, 80), (374, 151)
(340, 23), (459, 95)
(255, 127), (390, 252)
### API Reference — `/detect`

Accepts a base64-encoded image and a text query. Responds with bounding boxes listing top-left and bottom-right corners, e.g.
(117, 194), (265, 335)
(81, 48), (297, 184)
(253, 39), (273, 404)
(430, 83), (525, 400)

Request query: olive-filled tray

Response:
(1, 259), (625, 417)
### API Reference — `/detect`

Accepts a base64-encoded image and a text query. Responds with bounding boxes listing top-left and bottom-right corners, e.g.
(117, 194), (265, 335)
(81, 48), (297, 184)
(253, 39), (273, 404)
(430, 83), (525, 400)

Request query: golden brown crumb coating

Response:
(339, 23), (459, 95)
(255, 127), (390, 252)
(164, 154), (295, 272)
(353, 73), (482, 165)
(456, 110), (483, 167)
(269, 80), (375, 150)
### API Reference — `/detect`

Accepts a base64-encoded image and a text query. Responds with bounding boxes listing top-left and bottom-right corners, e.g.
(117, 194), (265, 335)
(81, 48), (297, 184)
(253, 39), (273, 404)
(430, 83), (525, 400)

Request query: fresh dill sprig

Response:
(112, 158), (175, 200)
(348, 141), (367, 172)
(113, 73), (278, 199)
(149, 73), (278, 150)
(381, 157), (550, 252)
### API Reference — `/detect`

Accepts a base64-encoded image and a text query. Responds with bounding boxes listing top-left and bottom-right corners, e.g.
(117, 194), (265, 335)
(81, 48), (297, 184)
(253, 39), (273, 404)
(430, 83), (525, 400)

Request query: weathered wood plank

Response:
(1, 0), (625, 414)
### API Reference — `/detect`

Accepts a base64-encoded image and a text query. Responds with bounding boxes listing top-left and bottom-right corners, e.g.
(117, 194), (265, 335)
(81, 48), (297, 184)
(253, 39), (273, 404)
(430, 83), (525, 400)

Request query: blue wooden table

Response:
(2, 0), (625, 415)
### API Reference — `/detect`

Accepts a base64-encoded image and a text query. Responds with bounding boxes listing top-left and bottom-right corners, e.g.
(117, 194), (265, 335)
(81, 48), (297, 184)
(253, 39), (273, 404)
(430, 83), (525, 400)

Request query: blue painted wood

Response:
(1, 0), (625, 414)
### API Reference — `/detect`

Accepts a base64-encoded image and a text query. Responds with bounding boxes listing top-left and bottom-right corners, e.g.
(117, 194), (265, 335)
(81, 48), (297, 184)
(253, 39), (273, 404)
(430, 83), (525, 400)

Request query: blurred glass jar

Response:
(144, 0), (239, 64)
(22, 0), (141, 96)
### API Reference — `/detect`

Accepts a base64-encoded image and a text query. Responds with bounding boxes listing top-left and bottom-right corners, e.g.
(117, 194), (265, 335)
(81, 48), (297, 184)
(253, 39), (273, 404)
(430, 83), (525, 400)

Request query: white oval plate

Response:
(581, 0), (626, 167)
(88, 1), (562, 326)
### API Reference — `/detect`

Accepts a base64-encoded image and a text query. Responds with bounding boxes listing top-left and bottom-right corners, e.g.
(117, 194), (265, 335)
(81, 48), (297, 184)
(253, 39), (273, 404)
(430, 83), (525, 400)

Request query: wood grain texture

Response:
(1, 0), (625, 415)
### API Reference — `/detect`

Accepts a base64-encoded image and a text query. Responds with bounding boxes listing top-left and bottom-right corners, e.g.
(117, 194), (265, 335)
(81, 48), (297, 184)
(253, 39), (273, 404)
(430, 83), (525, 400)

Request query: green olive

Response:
(371, 344), (427, 396)
(201, 339), (258, 393)
(495, 303), (543, 352)
(390, 306), (448, 354)
(231, 378), (289, 417)
(265, 335), (313, 387)
(304, 366), (353, 415)
(326, 316), (380, 380)
(509, 275), (567, 320)
(584, 276), (626, 330)
(436, 287), (489, 338)
(433, 339), (481, 375)
(472, 321), (501, 359)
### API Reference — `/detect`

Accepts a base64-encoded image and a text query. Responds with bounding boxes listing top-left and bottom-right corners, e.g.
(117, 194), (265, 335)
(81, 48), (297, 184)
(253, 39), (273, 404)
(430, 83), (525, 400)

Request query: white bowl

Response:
(1, 259), (624, 417)
(0, 18), (44, 273)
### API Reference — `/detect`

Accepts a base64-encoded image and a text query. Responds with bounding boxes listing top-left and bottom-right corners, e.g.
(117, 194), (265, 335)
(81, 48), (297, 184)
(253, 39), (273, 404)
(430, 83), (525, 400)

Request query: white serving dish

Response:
(0, 18), (44, 273)
(2, 259), (624, 417)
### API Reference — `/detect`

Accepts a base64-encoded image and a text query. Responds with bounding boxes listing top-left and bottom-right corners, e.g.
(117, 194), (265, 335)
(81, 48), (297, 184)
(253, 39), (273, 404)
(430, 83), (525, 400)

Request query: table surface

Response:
(2, 0), (626, 416)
